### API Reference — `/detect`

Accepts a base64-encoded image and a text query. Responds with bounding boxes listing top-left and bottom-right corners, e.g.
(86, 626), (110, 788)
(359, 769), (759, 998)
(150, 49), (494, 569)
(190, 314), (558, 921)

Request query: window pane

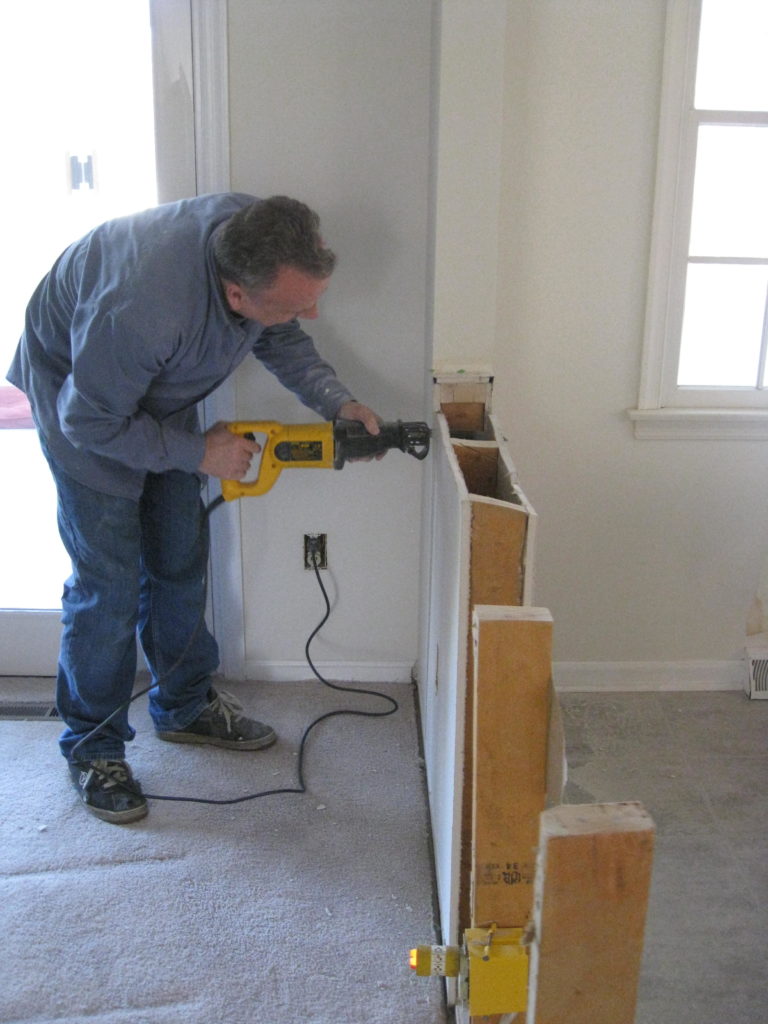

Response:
(696, 0), (768, 111)
(0, 0), (157, 376)
(0, 0), (157, 610)
(689, 126), (768, 258)
(677, 264), (767, 386)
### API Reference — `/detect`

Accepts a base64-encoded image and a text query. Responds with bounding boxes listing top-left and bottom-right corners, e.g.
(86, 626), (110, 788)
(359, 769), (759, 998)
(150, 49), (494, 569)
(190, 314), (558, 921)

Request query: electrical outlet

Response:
(303, 533), (327, 570)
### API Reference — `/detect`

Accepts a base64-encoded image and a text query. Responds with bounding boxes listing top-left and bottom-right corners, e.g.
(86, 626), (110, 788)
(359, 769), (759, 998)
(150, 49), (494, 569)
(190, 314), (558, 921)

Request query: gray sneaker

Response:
(155, 688), (277, 750)
(69, 759), (148, 824)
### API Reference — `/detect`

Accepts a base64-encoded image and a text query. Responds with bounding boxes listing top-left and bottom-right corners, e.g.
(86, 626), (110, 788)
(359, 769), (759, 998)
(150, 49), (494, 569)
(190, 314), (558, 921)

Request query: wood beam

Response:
(526, 802), (655, 1024)
(470, 607), (553, 930)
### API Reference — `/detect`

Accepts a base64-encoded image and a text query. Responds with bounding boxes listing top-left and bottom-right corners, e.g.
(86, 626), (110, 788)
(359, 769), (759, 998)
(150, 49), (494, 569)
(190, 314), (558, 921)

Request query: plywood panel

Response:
(459, 500), (530, 930)
(471, 608), (553, 929)
(442, 401), (487, 435)
(453, 443), (500, 496)
(470, 501), (528, 606)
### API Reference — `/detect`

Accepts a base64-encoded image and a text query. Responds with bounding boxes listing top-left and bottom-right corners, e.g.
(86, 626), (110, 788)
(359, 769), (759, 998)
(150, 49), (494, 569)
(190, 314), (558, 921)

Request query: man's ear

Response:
(222, 280), (245, 313)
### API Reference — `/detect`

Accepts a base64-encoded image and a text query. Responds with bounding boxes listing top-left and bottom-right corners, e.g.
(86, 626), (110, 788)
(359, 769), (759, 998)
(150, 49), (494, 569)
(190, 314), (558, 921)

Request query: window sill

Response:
(628, 408), (768, 440)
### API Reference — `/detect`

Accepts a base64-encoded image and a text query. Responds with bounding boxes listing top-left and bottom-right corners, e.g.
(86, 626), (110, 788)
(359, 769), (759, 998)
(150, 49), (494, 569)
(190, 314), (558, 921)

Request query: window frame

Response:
(631, 0), (768, 439)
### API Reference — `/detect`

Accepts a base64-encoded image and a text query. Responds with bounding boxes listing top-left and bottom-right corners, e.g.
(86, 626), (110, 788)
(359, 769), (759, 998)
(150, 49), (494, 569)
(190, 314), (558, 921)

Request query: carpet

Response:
(0, 677), (446, 1024)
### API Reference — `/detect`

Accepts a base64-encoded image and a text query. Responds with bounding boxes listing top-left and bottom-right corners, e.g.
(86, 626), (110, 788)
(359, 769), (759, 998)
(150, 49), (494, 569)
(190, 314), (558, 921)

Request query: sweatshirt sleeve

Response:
(252, 319), (355, 420)
(57, 301), (205, 473)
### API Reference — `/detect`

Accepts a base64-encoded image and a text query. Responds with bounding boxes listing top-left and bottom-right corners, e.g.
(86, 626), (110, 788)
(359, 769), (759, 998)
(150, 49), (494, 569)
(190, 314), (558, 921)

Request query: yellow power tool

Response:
(221, 418), (431, 500)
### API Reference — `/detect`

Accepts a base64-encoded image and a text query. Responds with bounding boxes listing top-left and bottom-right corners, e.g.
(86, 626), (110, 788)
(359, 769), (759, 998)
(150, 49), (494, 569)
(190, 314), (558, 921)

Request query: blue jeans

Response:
(43, 449), (219, 762)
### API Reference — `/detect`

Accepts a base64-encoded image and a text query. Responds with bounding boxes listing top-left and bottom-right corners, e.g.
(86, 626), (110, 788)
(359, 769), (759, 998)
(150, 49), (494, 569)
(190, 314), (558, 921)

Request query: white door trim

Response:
(188, 0), (246, 679)
(1, 0), (243, 679)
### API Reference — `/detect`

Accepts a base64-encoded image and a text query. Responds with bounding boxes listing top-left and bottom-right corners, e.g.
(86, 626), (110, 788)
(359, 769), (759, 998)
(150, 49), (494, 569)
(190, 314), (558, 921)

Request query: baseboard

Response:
(553, 659), (745, 693)
(243, 660), (416, 684)
(140, 658), (746, 691)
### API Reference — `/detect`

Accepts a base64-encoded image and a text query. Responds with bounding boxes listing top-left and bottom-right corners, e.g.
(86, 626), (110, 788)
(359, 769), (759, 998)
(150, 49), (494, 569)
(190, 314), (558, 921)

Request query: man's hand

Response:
(199, 421), (261, 479)
(337, 401), (381, 435)
(336, 401), (386, 461)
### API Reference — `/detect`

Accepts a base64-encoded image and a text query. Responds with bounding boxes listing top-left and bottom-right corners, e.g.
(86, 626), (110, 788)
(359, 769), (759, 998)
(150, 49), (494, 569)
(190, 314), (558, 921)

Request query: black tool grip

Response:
(333, 419), (431, 469)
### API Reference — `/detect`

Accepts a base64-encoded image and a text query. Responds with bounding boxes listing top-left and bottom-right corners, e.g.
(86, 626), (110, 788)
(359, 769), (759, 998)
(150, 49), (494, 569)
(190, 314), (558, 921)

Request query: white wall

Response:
(223, 0), (768, 687)
(429, 0), (768, 686)
(226, 0), (434, 680)
(431, 0), (506, 372)
(493, 1), (768, 680)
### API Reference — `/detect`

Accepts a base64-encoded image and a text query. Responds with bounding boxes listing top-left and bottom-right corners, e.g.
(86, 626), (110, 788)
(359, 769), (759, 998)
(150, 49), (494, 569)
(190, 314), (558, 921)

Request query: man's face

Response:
(224, 266), (330, 327)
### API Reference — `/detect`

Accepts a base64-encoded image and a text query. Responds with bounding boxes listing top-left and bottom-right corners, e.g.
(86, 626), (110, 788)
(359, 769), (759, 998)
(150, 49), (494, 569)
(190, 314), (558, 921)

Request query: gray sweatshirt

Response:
(7, 193), (354, 498)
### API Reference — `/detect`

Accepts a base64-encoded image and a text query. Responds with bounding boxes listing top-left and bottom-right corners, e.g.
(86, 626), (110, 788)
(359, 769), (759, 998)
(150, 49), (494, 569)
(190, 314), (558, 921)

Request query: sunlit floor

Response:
(560, 689), (768, 1024)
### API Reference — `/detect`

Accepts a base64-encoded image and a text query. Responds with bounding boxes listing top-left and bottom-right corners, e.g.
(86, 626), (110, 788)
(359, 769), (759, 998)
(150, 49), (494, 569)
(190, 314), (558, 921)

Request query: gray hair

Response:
(213, 195), (336, 293)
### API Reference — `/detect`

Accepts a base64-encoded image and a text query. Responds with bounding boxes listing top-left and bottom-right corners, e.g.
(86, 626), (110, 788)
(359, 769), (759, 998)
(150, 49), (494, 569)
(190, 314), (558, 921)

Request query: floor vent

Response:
(0, 702), (60, 721)
(745, 636), (768, 700)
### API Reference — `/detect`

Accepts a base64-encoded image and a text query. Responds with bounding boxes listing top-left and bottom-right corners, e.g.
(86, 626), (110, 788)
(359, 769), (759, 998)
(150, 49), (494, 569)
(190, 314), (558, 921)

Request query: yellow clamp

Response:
(465, 926), (528, 1017)
(409, 927), (528, 1017)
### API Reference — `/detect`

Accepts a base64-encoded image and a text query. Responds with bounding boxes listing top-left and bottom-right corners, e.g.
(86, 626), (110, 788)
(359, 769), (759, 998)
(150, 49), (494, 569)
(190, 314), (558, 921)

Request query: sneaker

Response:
(155, 688), (277, 751)
(68, 759), (148, 824)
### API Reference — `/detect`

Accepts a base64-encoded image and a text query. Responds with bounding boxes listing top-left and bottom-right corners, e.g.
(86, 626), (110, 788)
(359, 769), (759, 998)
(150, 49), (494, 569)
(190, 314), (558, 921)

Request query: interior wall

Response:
(224, 0), (767, 684)
(493, 0), (768, 674)
(429, 0), (768, 681)
(226, 0), (434, 680)
(431, 0), (506, 374)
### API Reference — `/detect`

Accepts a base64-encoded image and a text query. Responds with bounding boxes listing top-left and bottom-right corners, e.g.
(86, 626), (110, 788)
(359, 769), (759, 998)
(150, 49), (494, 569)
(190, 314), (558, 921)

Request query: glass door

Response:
(0, 1), (158, 673)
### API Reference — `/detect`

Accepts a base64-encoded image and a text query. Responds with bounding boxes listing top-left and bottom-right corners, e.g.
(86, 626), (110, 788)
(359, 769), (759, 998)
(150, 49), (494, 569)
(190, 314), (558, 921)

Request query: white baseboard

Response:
(553, 659), (745, 693)
(243, 660), (415, 684)
(147, 659), (745, 691)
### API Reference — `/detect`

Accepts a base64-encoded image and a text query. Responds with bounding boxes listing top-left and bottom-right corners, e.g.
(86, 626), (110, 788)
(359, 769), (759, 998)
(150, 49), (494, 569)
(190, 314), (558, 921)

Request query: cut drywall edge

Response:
(432, 364), (494, 382)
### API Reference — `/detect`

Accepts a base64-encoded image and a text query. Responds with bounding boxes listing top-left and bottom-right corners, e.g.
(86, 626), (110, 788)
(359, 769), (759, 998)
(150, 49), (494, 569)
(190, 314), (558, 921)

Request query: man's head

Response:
(214, 195), (336, 325)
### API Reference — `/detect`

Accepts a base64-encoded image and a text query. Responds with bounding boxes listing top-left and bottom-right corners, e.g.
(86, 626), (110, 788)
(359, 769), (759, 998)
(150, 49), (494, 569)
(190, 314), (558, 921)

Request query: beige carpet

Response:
(0, 676), (446, 1024)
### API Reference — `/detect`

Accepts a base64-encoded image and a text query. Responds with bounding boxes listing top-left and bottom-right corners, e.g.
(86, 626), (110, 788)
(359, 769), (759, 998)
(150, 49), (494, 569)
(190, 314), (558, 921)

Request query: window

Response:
(631, 0), (768, 439)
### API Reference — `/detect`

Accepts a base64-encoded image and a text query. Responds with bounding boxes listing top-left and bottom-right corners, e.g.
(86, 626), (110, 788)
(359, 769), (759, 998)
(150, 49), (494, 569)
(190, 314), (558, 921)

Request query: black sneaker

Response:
(68, 759), (148, 824)
(155, 688), (277, 751)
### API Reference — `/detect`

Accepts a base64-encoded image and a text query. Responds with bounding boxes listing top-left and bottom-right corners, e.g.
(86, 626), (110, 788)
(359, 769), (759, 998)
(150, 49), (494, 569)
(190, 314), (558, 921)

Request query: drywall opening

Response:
(441, 402), (491, 439)
(452, 442), (522, 505)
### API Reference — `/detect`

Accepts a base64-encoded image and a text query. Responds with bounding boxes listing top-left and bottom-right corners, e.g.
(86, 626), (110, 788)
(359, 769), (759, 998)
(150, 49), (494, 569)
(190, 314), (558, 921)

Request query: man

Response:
(7, 193), (380, 825)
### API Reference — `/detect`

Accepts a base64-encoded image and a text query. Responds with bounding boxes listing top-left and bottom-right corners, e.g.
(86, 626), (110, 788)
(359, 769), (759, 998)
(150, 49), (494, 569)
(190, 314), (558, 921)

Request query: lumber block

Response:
(470, 607), (553, 929)
(526, 802), (655, 1024)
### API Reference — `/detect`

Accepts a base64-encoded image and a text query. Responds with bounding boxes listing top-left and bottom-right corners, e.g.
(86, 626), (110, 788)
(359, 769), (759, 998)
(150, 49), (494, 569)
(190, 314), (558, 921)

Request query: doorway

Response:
(0, 0), (230, 674)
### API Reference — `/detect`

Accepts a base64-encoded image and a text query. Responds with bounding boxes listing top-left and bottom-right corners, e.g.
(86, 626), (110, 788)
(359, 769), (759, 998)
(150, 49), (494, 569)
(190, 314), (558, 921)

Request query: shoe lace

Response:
(85, 760), (131, 791)
(208, 689), (244, 732)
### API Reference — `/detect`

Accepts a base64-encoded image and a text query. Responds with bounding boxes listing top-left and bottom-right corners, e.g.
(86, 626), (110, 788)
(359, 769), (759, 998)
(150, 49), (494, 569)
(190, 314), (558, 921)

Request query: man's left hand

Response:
(336, 401), (385, 461)
(337, 401), (381, 435)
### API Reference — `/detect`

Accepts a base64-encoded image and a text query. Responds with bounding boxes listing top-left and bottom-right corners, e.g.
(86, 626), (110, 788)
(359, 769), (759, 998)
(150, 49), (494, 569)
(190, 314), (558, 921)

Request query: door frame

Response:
(153, 0), (246, 680)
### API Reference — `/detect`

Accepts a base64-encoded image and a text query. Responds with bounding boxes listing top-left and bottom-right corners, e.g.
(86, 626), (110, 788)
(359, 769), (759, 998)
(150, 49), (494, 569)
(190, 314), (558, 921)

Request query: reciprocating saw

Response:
(221, 418), (431, 500)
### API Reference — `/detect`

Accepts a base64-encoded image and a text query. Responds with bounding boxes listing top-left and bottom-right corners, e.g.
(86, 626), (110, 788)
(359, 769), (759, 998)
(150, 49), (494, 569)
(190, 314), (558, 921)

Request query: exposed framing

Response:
(420, 411), (538, 975)
(421, 393), (654, 1019)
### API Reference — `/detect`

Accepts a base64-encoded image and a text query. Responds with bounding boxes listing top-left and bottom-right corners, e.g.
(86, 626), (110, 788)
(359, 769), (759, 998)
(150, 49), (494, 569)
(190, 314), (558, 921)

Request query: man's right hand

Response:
(199, 421), (261, 479)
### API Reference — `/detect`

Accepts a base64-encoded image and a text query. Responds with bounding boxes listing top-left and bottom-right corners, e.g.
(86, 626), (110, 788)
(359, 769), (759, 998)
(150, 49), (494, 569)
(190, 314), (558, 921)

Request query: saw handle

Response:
(220, 421), (335, 501)
(220, 418), (431, 500)
(221, 421), (282, 501)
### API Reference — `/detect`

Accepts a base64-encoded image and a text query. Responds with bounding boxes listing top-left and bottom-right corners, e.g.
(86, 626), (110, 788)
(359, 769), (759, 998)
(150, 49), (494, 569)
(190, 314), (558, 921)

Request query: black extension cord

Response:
(69, 495), (399, 808)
